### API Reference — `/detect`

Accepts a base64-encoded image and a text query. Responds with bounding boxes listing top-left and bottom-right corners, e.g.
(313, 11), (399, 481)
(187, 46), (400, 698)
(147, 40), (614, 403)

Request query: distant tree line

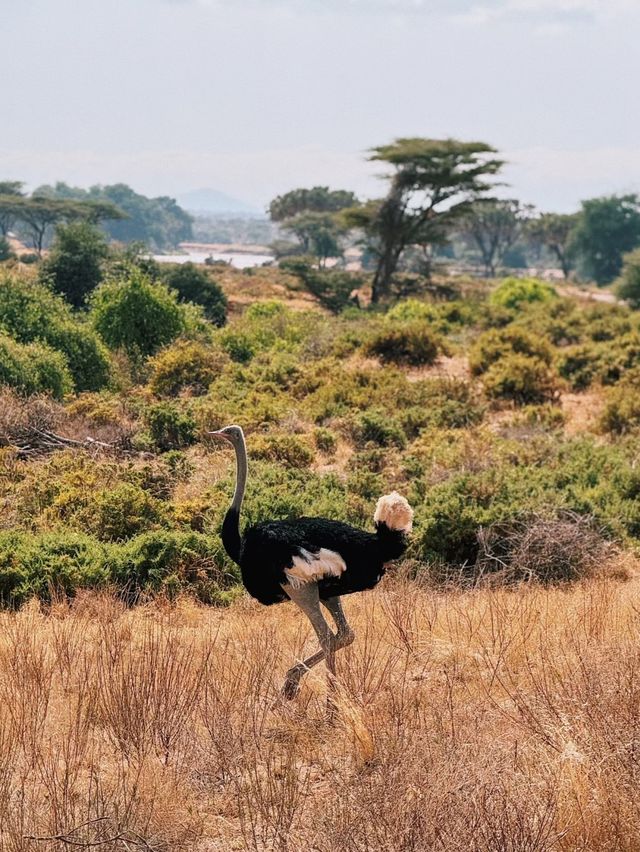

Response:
(0, 181), (193, 253)
(266, 139), (640, 302)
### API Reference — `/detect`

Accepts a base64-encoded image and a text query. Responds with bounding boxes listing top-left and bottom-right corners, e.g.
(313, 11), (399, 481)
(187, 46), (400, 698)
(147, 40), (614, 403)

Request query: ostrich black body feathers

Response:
(223, 511), (409, 606)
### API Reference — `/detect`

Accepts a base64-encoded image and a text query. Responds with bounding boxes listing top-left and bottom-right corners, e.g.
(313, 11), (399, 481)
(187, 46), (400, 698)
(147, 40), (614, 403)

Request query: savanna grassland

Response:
(2, 259), (640, 849)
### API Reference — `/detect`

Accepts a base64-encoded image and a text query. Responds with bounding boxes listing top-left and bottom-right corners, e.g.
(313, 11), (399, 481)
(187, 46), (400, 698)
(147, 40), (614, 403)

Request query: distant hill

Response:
(176, 188), (263, 217)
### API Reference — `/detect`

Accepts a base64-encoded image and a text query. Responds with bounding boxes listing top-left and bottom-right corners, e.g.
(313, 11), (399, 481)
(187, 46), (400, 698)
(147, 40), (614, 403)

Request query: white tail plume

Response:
(374, 491), (413, 533)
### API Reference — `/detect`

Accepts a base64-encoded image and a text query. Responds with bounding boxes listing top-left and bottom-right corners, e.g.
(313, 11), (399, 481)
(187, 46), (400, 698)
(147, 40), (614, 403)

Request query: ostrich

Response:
(210, 425), (413, 698)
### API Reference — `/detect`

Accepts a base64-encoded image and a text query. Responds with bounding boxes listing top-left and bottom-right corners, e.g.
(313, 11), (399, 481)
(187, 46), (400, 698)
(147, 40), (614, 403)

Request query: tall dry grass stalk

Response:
(1, 575), (640, 849)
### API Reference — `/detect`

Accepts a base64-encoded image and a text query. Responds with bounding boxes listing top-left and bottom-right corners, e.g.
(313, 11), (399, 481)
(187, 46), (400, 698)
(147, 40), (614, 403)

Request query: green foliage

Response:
(162, 263), (227, 326)
(268, 187), (358, 222)
(314, 427), (338, 455)
(35, 181), (193, 250)
(148, 340), (225, 397)
(0, 529), (233, 607)
(40, 220), (108, 307)
(489, 277), (557, 310)
(469, 326), (552, 375)
(600, 372), (640, 434)
(91, 267), (189, 359)
(413, 435), (640, 567)
(0, 274), (111, 391)
(350, 137), (504, 301)
(558, 333), (640, 390)
(0, 334), (73, 398)
(483, 355), (559, 404)
(352, 410), (406, 448)
(281, 259), (360, 314)
(527, 213), (578, 279)
(364, 322), (441, 366)
(0, 531), (109, 606)
(250, 433), (314, 467)
(572, 194), (640, 285)
(615, 248), (640, 309)
(144, 401), (197, 451)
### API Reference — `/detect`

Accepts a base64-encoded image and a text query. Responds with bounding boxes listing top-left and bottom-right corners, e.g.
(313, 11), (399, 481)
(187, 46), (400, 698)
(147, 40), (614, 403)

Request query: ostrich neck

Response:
(231, 433), (248, 513)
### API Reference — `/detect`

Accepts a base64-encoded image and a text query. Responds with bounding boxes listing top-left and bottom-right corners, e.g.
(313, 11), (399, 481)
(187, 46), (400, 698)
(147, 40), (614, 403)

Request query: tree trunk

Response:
(371, 246), (402, 303)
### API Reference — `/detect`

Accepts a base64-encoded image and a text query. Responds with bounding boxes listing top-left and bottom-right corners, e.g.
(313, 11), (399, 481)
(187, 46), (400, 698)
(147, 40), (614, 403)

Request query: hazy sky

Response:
(2, 0), (638, 211)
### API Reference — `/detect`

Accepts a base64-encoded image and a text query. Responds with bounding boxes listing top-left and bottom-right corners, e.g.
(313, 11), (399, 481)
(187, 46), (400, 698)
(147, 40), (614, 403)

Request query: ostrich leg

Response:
(281, 583), (338, 698)
(281, 589), (354, 699)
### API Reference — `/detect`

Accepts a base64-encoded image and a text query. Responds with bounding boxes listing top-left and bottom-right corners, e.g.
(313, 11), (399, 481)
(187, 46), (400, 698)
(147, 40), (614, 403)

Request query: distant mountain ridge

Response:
(176, 188), (263, 217)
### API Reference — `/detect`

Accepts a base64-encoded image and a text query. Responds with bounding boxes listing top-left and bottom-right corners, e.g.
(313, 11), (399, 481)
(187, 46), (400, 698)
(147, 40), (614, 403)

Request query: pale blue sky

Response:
(2, 0), (638, 211)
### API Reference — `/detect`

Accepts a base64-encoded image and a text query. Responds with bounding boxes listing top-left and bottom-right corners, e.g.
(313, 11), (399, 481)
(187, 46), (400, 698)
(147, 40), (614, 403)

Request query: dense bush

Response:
(469, 327), (552, 375)
(0, 531), (109, 606)
(615, 249), (640, 309)
(599, 372), (640, 434)
(144, 401), (197, 450)
(483, 355), (559, 404)
(250, 433), (314, 467)
(163, 262), (228, 326)
(0, 334), (73, 398)
(0, 529), (234, 607)
(0, 275), (111, 391)
(91, 267), (191, 359)
(364, 322), (441, 366)
(281, 259), (360, 313)
(40, 221), (108, 308)
(490, 277), (557, 310)
(148, 340), (225, 396)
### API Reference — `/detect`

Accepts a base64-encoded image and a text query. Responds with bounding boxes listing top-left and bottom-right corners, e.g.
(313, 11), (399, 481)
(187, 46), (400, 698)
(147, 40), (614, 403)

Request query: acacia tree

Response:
(268, 187), (358, 222)
(268, 187), (357, 264)
(459, 199), (529, 277)
(0, 182), (25, 236)
(6, 197), (124, 254)
(527, 212), (578, 279)
(344, 138), (504, 302)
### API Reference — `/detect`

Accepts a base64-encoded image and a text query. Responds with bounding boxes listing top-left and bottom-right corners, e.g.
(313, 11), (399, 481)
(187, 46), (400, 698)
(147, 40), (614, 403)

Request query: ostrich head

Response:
(208, 425), (245, 447)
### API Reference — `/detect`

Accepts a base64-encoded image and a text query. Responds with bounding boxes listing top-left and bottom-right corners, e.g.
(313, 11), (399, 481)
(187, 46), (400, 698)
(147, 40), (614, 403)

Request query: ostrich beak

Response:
(207, 430), (232, 443)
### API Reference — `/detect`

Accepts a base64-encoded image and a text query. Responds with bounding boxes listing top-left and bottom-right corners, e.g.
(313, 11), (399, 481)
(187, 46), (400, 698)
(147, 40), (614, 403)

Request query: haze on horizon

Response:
(2, 0), (638, 214)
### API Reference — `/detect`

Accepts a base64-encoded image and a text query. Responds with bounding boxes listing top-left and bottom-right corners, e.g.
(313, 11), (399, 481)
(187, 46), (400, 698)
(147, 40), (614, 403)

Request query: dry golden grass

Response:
(2, 575), (640, 849)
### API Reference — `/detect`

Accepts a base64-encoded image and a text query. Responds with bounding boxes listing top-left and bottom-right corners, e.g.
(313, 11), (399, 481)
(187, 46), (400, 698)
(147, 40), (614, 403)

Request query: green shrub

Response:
(557, 344), (601, 390)
(111, 530), (232, 604)
(144, 402), (197, 451)
(558, 333), (640, 390)
(91, 267), (189, 359)
(352, 410), (406, 448)
(163, 262), (228, 326)
(0, 531), (110, 607)
(470, 327), (552, 375)
(615, 248), (640, 309)
(250, 433), (314, 467)
(364, 322), (441, 366)
(92, 484), (165, 541)
(0, 334), (73, 399)
(19, 253), (39, 264)
(490, 277), (557, 310)
(0, 275), (111, 391)
(314, 427), (337, 454)
(600, 372), (640, 434)
(483, 355), (559, 404)
(148, 339), (225, 396)
(281, 260), (359, 314)
(40, 221), (108, 308)
(511, 404), (566, 430)
(220, 330), (256, 363)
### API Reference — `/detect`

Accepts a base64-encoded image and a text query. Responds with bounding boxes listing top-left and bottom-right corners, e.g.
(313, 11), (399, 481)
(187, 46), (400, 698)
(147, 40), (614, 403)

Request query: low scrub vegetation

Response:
(0, 266), (637, 605)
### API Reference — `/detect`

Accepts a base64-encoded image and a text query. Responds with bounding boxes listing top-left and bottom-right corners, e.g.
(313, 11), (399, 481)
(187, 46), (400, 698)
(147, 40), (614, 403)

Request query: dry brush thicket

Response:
(1, 575), (640, 850)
